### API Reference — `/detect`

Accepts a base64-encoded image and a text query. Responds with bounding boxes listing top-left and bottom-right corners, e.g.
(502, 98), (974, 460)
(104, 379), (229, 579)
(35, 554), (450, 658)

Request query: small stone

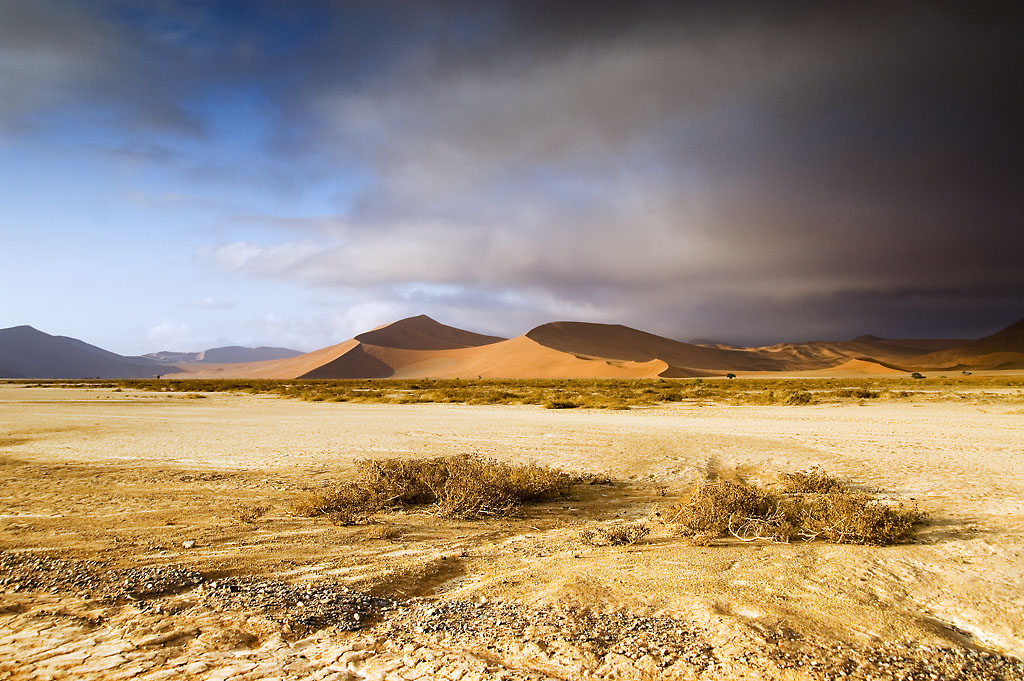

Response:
(182, 540), (196, 549)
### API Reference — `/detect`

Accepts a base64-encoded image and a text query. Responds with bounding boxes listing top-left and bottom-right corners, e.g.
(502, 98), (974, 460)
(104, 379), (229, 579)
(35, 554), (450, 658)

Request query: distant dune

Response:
(3, 316), (1021, 380)
(807, 358), (906, 376)
(525, 321), (788, 372)
(203, 346), (303, 363)
(145, 346), (302, 364)
(167, 339), (363, 380)
(906, 318), (1024, 370)
(317, 335), (677, 380)
(168, 315), (1024, 380)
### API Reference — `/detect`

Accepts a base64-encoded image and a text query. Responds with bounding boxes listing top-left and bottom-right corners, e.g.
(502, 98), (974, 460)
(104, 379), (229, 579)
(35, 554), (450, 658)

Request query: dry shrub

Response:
(292, 485), (380, 522)
(799, 491), (923, 544)
(765, 388), (814, 405)
(580, 522), (651, 546)
(294, 455), (580, 522)
(664, 471), (922, 546)
(663, 479), (799, 543)
(844, 388), (879, 399)
(359, 525), (403, 540)
(234, 503), (271, 524)
(781, 467), (845, 494)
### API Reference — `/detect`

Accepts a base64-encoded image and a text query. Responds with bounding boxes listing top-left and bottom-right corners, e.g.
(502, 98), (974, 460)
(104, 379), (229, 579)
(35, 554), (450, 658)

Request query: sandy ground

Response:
(1, 385), (1022, 680)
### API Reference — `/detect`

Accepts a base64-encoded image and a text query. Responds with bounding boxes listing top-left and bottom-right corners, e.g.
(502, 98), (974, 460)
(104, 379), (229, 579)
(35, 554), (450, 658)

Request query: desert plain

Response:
(1, 381), (1023, 680)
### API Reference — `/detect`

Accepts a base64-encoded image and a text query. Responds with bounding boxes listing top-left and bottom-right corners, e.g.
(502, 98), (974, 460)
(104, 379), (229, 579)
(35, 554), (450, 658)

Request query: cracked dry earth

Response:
(2, 385), (1023, 680)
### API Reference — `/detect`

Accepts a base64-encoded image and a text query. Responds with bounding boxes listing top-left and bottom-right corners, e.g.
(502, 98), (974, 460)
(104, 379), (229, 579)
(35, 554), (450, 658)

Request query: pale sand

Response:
(1, 385), (1022, 679)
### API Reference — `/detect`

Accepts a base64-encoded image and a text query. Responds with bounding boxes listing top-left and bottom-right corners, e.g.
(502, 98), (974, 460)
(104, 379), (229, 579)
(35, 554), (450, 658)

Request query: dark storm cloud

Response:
(254, 1), (1023, 337)
(5, 1), (1021, 340)
(0, 0), (206, 135)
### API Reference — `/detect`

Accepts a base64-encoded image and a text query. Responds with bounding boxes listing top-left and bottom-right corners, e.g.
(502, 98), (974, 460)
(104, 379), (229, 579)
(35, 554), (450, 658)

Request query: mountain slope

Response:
(0, 326), (171, 379)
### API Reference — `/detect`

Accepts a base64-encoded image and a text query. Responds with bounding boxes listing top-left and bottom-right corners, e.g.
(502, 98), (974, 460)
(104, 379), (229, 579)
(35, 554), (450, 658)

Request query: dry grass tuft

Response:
(580, 522), (651, 546)
(765, 388), (814, 405)
(294, 455), (580, 522)
(544, 399), (581, 409)
(781, 467), (845, 494)
(798, 490), (923, 544)
(664, 471), (923, 546)
(359, 525), (404, 540)
(234, 503), (271, 524)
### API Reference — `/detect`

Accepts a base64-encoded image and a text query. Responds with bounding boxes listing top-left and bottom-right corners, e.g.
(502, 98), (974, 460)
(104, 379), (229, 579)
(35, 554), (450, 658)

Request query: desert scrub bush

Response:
(799, 490), (923, 544)
(881, 390), (913, 400)
(234, 502), (271, 524)
(781, 467), (845, 494)
(664, 471), (922, 546)
(359, 525), (403, 540)
(844, 387), (879, 399)
(759, 388), (814, 405)
(663, 479), (800, 544)
(294, 455), (581, 521)
(580, 521), (651, 546)
(296, 486), (384, 525)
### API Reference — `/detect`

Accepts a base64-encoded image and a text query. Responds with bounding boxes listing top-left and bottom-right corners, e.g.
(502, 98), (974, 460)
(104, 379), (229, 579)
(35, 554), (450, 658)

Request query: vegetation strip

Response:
(11, 376), (1024, 409)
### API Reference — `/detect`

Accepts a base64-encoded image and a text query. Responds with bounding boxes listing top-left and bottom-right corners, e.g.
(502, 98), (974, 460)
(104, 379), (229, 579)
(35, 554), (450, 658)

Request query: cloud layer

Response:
(3, 1), (1022, 346)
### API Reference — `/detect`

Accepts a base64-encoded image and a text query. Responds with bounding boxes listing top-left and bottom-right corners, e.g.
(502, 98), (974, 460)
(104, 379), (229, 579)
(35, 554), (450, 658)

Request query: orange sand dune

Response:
(738, 357), (909, 379)
(301, 336), (676, 379)
(365, 336), (673, 379)
(526, 321), (788, 371)
(172, 334), (679, 381)
(174, 316), (507, 380)
(908, 352), (1024, 372)
(171, 339), (360, 379)
(810, 358), (907, 376)
(908, 318), (1024, 369)
(354, 314), (505, 350)
(165, 315), (1024, 380)
(749, 336), (966, 369)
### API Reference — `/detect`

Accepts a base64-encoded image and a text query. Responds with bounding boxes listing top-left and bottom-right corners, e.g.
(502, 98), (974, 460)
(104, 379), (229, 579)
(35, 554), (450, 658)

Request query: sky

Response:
(1, 0), (1022, 354)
